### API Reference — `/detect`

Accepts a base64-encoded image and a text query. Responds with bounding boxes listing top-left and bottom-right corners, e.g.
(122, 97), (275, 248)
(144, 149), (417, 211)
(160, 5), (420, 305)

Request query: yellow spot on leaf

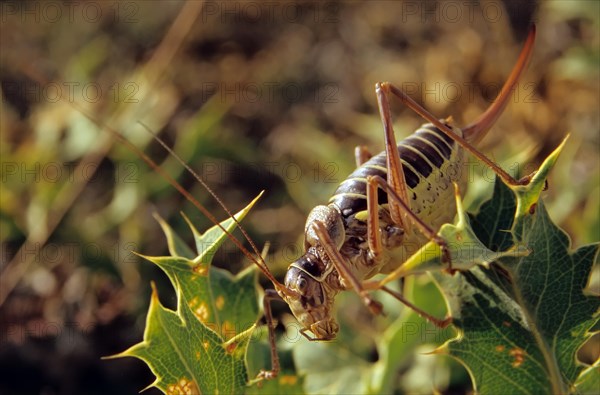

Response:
(495, 345), (505, 352)
(189, 297), (198, 308)
(509, 347), (526, 367)
(194, 302), (209, 322)
(215, 295), (225, 310)
(166, 377), (199, 395)
(195, 351), (201, 360)
(203, 341), (210, 351)
(279, 375), (298, 385)
(193, 264), (208, 276)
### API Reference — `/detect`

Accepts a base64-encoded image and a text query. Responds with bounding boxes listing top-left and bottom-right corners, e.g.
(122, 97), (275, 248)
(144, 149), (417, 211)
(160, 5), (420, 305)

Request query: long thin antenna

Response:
(8, 0), (300, 297)
(77, 106), (290, 293)
(13, 77), (296, 297)
(137, 122), (277, 281)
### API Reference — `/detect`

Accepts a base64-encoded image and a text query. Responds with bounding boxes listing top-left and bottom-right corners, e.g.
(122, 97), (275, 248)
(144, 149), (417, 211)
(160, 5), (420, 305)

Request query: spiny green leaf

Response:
(113, 283), (248, 394)
(154, 212), (195, 259)
(503, 200), (598, 386)
(510, 136), (568, 239)
(109, 195), (263, 394)
(436, 171), (599, 394)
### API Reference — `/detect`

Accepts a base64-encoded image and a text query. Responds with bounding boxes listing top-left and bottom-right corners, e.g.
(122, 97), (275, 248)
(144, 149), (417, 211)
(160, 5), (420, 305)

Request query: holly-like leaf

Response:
(108, 195), (263, 394)
(435, 155), (599, 393)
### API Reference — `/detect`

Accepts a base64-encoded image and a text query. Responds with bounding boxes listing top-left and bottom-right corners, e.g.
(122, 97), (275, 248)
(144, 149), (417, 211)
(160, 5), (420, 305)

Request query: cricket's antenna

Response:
(136, 122), (289, 291)
(87, 107), (289, 290)
(15, 70), (292, 295)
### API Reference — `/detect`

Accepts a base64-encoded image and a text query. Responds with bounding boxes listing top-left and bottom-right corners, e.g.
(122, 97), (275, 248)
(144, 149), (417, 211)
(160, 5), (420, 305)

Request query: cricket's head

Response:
(278, 204), (346, 339)
(280, 251), (339, 340)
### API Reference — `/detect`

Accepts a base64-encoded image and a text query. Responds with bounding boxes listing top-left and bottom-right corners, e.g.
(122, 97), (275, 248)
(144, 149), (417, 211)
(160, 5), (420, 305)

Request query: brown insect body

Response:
(278, 27), (537, 343)
(332, 123), (468, 275)
(281, 123), (467, 339)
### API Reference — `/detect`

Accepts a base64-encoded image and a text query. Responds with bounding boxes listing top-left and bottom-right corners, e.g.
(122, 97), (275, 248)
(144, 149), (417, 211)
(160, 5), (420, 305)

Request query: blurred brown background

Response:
(1, 1), (598, 394)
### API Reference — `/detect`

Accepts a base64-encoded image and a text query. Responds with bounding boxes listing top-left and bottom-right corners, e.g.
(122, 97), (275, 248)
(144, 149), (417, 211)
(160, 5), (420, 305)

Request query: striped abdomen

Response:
(329, 123), (465, 225)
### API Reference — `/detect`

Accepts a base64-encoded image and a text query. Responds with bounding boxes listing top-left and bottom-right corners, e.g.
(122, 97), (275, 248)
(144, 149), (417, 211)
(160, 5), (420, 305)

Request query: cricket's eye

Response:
(284, 267), (306, 293)
(296, 276), (308, 294)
